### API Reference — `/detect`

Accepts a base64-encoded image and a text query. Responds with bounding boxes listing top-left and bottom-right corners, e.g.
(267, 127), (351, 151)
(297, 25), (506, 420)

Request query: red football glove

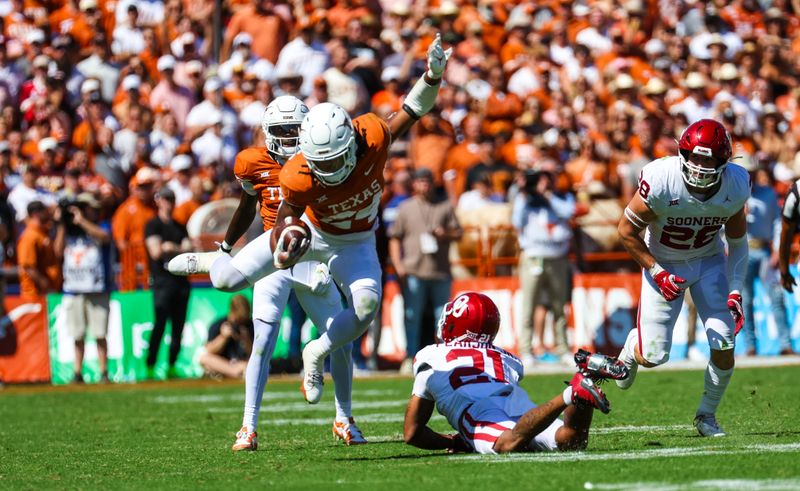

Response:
(651, 267), (686, 301)
(727, 291), (744, 336)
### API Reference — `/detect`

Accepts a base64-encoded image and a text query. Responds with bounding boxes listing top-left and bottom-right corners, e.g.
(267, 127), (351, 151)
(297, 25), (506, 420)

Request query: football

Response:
(271, 216), (311, 266)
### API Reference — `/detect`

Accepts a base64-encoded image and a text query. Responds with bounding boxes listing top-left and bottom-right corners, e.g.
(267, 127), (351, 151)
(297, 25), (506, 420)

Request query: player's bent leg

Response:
(209, 254), (250, 292)
(618, 270), (682, 389)
(302, 286), (380, 403)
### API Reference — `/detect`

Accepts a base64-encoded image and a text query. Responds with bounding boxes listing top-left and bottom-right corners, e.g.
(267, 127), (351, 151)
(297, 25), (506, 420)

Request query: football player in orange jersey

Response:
(170, 34), (453, 405)
(170, 96), (366, 448)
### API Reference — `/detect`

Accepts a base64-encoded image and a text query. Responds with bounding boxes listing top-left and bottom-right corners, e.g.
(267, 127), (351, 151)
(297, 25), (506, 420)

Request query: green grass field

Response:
(2, 365), (800, 490)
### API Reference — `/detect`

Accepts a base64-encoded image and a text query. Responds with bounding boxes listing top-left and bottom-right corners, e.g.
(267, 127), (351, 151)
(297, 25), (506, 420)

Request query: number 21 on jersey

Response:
(446, 348), (507, 389)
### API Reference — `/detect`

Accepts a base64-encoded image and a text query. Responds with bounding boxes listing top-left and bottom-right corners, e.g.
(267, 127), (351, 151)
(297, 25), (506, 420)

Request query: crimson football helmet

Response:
(677, 119), (732, 189)
(437, 292), (500, 344)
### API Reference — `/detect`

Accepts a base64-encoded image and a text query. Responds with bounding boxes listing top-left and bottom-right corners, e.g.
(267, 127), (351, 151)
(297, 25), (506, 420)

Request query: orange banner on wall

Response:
(0, 296), (50, 383)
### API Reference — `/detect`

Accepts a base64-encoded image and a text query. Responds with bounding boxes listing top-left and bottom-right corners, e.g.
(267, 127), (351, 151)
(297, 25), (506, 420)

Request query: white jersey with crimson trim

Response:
(412, 342), (526, 431)
(637, 156), (750, 263)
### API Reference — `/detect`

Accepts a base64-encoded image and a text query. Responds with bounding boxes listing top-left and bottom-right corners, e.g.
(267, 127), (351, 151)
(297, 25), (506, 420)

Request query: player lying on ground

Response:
(403, 292), (628, 454)
(169, 34), (454, 406)
(617, 118), (749, 437)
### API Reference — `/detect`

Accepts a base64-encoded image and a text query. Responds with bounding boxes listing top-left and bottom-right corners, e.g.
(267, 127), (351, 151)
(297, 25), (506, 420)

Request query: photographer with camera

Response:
(512, 170), (576, 369)
(198, 294), (254, 379)
(55, 193), (112, 384)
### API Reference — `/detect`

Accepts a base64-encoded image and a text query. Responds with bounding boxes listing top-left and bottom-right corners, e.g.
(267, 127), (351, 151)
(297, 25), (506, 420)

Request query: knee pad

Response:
(210, 256), (249, 292)
(351, 289), (380, 325)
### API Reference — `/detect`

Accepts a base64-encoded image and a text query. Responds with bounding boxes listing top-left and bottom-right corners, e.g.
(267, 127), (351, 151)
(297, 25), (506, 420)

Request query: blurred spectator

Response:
(389, 168), (462, 374)
(743, 166), (794, 356)
(149, 55), (194, 132)
(322, 38), (368, 114)
(199, 294), (253, 379)
(76, 34), (120, 103)
(457, 171), (498, 212)
(443, 115), (487, 205)
(409, 112), (454, 186)
(222, 0), (289, 64)
(166, 154), (193, 205)
(186, 77), (237, 142)
(512, 171), (576, 368)
(111, 167), (158, 290)
(275, 16), (329, 97)
(144, 187), (191, 378)
(55, 192), (112, 383)
(8, 164), (55, 224)
(172, 175), (205, 226)
(17, 201), (61, 298)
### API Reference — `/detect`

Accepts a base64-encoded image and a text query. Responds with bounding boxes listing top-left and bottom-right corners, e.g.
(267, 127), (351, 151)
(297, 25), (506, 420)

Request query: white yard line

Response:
(450, 442), (800, 463)
(152, 388), (400, 404)
(583, 478), (800, 491)
(591, 424), (692, 434)
(206, 399), (409, 413)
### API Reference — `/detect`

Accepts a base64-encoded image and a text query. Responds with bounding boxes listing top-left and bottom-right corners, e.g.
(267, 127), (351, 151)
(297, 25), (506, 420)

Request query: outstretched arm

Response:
(403, 395), (466, 451)
(385, 33), (452, 143)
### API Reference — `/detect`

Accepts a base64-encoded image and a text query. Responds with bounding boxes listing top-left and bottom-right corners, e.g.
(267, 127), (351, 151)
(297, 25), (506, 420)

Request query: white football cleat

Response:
(167, 250), (223, 276)
(694, 413), (726, 437)
(301, 339), (325, 404)
(333, 418), (368, 445)
(615, 345), (638, 390)
(231, 427), (257, 451)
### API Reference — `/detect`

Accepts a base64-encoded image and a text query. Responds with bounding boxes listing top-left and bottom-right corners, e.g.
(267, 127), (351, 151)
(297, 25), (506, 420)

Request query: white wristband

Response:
(562, 386), (573, 406)
(648, 263), (664, 278)
(219, 240), (233, 253)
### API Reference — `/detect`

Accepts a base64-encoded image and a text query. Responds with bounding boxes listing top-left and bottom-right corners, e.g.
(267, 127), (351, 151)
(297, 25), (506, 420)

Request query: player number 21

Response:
(445, 348), (507, 389)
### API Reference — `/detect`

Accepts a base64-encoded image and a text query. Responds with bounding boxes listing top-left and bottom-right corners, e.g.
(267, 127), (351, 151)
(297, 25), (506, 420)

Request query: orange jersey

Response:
(233, 147), (283, 231)
(280, 113), (390, 235)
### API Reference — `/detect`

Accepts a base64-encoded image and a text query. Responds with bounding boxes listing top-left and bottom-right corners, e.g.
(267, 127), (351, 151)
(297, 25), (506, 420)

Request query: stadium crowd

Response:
(2, 0), (800, 374)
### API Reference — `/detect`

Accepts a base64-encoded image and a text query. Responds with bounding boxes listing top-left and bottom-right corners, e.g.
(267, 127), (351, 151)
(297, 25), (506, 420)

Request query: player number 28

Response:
(445, 348), (507, 389)
(659, 225), (719, 250)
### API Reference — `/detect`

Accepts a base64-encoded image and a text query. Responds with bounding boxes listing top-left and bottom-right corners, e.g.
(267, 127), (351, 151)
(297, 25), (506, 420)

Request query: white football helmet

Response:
(261, 95), (309, 164)
(299, 102), (357, 186)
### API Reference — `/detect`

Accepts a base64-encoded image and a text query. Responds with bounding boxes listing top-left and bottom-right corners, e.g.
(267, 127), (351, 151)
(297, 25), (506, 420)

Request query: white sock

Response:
(330, 342), (353, 421)
(242, 318), (281, 432)
(697, 361), (733, 416)
(621, 329), (639, 368)
(562, 386), (573, 406)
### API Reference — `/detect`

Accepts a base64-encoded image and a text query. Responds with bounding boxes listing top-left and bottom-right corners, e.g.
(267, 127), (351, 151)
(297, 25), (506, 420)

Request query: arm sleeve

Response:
(411, 365), (434, 400)
(726, 235), (749, 293)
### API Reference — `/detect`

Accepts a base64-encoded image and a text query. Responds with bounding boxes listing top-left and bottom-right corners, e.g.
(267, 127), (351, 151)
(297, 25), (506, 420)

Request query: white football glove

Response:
(426, 33), (453, 80)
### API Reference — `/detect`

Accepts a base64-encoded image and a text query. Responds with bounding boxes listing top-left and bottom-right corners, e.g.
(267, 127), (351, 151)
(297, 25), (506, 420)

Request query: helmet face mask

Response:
(677, 119), (732, 190)
(436, 292), (500, 344)
(261, 96), (308, 163)
(299, 103), (358, 185)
